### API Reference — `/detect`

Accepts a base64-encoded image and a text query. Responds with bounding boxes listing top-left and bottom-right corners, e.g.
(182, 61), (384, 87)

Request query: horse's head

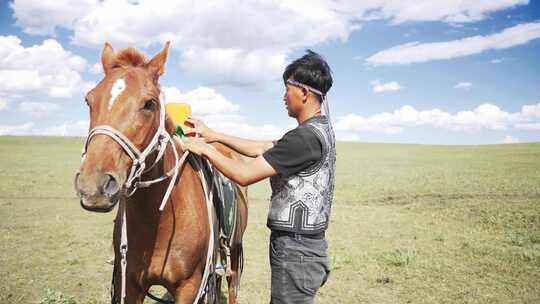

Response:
(74, 42), (171, 212)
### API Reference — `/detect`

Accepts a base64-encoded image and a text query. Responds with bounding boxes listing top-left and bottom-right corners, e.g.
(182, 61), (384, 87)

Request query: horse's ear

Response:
(146, 41), (170, 81)
(101, 42), (115, 75)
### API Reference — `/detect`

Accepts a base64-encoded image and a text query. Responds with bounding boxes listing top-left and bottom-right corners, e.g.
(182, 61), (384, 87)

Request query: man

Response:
(180, 50), (335, 304)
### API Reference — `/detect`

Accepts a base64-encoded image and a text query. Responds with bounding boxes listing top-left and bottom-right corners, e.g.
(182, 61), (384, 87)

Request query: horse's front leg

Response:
(125, 279), (147, 304)
(174, 274), (203, 304)
(112, 265), (147, 304)
(112, 282), (147, 304)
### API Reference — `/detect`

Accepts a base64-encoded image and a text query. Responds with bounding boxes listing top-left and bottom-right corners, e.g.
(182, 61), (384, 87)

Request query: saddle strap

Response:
(120, 202), (128, 304)
(192, 156), (216, 303)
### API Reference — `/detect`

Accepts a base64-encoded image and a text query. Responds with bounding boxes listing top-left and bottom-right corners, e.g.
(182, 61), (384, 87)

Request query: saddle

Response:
(212, 169), (238, 242)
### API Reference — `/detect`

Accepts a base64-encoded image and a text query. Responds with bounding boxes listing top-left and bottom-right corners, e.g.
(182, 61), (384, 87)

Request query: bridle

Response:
(81, 91), (189, 211)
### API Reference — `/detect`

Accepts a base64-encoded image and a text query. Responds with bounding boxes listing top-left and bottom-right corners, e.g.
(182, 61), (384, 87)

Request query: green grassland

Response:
(1, 136), (539, 303)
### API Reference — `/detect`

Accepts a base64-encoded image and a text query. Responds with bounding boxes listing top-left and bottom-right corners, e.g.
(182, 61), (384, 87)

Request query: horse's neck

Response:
(121, 141), (207, 255)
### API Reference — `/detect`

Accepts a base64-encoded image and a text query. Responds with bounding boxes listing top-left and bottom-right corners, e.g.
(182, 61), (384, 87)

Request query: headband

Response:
(286, 79), (325, 99)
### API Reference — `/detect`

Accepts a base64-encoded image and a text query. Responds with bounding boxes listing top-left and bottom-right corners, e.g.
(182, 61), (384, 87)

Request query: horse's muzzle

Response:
(74, 172), (122, 212)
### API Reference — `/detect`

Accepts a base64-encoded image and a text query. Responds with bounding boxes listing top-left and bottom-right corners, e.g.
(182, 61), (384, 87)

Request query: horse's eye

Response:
(143, 99), (156, 111)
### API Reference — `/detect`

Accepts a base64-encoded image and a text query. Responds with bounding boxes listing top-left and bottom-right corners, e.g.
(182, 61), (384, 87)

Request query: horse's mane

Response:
(113, 48), (146, 68)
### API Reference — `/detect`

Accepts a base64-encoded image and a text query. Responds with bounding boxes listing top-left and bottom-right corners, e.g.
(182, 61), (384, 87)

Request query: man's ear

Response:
(301, 87), (309, 103)
(146, 41), (171, 82)
(101, 42), (115, 75)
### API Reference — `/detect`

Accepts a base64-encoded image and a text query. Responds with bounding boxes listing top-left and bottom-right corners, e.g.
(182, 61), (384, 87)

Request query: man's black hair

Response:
(283, 50), (333, 100)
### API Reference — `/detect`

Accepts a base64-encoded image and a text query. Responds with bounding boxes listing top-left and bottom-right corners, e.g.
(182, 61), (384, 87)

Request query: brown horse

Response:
(74, 42), (248, 304)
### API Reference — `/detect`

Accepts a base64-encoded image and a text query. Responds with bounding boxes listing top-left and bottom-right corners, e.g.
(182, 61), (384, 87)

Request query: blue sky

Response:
(1, 0), (539, 144)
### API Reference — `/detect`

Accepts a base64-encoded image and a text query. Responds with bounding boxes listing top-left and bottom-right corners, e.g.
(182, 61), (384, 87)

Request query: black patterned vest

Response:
(267, 116), (336, 234)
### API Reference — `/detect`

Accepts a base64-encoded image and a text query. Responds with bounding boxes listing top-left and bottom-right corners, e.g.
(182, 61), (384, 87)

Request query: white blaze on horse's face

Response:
(108, 78), (127, 110)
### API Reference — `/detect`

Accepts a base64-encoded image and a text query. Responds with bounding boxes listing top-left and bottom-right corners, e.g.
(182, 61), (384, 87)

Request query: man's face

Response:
(283, 78), (305, 118)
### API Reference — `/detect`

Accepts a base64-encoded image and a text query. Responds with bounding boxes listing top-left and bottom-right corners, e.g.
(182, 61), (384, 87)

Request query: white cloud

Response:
(335, 102), (540, 134)
(17, 101), (61, 117)
(10, 0), (99, 36)
(0, 122), (34, 135)
(334, 112), (405, 134)
(0, 36), (87, 97)
(454, 82), (472, 89)
(361, 0), (529, 24)
(454, 104), (509, 130)
(0, 99), (8, 111)
(67, 1), (360, 49)
(491, 58), (504, 64)
(503, 135), (520, 143)
(510, 103), (540, 130)
(90, 62), (102, 74)
(65, 0), (358, 86)
(163, 86), (239, 115)
(366, 21), (540, 65)
(518, 103), (540, 119)
(13, 0), (529, 39)
(199, 114), (286, 140)
(371, 80), (402, 93)
(180, 48), (286, 86)
(11, 0), (529, 85)
(515, 123), (540, 130)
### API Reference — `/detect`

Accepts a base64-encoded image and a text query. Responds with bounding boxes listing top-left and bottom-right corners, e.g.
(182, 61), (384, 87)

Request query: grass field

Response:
(1, 136), (539, 303)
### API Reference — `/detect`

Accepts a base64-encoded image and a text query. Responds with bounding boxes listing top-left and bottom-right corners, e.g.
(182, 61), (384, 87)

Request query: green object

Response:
(175, 125), (188, 140)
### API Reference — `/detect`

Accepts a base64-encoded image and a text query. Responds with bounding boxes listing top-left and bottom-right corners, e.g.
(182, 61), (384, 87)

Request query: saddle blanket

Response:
(199, 158), (238, 243)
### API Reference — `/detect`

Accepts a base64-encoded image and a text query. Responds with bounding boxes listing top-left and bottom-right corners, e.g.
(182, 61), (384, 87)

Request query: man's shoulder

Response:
(276, 126), (320, 151)
(290, 118), (326, 140)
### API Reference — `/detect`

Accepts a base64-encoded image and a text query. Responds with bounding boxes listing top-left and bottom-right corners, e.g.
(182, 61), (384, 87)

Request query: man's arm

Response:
(212, 131), (274, 157)
(179, 137), (277, 186)
(185, 118), (273, 157)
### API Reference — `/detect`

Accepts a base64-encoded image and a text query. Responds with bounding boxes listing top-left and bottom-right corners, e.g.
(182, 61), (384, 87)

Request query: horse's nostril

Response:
(102, 174), (120, 197)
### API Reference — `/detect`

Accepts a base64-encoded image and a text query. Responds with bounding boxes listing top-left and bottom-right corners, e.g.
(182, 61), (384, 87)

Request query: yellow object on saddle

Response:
(165, 103), (192, 139)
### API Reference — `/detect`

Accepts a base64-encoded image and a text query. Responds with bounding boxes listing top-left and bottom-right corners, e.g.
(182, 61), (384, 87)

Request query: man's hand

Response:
(183, 116), (274, 158)
(184, 117), (217, 142)
(176, 134), (277, 187)
(178, 136), (209, 156)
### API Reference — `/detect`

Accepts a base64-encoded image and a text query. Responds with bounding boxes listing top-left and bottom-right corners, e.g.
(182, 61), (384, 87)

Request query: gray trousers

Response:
(269, 231), (330, 304)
